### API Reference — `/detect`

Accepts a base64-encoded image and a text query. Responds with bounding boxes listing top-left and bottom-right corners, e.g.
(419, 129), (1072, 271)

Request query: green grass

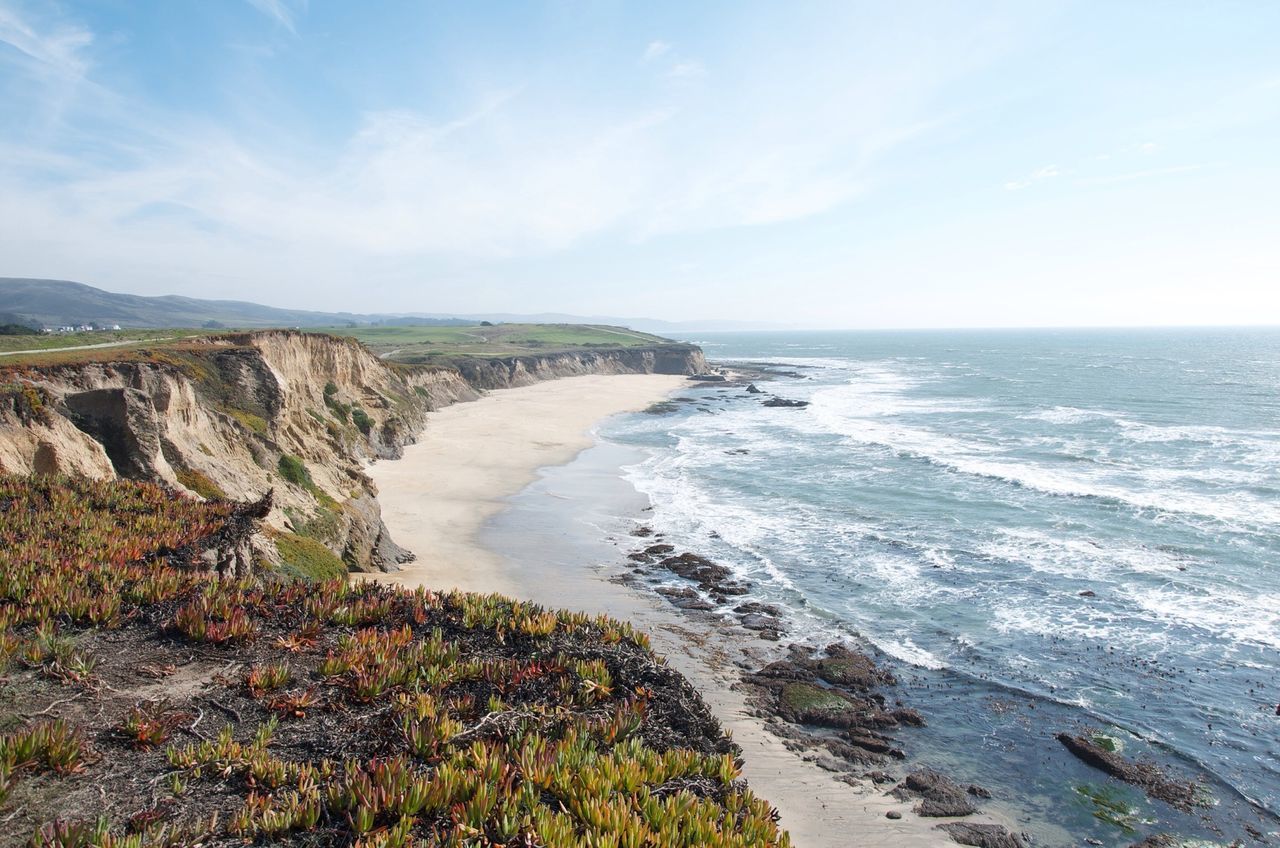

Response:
(0, 328), (204, 354)
(272, 531), (348, 581)
(277, 455), (315, 490)
(174, 468), (227, 501)
(320, 323), (671, 363)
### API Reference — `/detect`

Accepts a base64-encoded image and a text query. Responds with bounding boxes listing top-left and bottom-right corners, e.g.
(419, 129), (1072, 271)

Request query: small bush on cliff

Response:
(174, 467), (226, 500)
(1, 382), (48, 424)
(277, 454), (314, 489)
(350, 406), (373, 435)
(273, 531), (347, 581)
(323, 381), (351, 422)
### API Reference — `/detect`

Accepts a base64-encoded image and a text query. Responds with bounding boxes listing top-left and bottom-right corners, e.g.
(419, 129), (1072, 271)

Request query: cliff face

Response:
(0, 333), (704, 575)
(451, 344), (708, 390)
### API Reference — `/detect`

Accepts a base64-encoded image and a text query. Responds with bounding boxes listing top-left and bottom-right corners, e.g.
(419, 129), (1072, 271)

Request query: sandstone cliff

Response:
(0, 332), (705, 576)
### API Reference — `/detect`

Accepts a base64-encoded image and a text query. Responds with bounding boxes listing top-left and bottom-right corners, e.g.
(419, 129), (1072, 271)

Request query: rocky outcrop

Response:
(894, 769), (978, 817)
(450, 344), (707, 390)
(1055, 733), (1203, 811)
(0, 332), (706, 576)
(935, 823), (1029, 848)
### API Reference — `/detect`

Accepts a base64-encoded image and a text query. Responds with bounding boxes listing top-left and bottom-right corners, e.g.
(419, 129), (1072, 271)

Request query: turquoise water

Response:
(603, 328), (1280, 845)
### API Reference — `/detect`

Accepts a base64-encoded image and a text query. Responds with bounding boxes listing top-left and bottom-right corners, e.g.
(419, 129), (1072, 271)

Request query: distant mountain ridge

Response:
(0, 279), (468, 330)
(0, 277), (784, 333)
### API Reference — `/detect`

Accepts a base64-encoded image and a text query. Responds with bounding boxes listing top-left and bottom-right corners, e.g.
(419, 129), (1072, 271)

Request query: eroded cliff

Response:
(0, 332), (706, 576)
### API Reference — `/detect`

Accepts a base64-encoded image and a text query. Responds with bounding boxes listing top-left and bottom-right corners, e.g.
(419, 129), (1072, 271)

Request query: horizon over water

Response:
(599, 327), (1279, 846)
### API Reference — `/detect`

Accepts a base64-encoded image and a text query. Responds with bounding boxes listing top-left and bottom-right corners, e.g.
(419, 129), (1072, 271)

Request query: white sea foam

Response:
(1125, 585), (1280, 649)
(873, 637), (946, 670)
(802, 370), (1280, 529)
(977, 527), (1195, 581)
(989, 603), (1127, 642)
(1020, 405), (1118, 425)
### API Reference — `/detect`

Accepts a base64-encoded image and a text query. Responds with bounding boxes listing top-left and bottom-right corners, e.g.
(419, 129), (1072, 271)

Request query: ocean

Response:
(591, 328), (1280, 845)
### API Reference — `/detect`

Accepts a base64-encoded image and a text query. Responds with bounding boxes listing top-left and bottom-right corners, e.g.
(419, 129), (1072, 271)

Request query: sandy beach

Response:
(370, 374), (997, 848)
(369, 374), (687, 595)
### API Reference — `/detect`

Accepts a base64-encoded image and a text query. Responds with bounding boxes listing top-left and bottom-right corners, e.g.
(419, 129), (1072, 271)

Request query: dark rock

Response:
(865, 711), (901, 729)
(645, 543), (676, 556)
(658, 552), (733, 588)
(886, 811), (902, 820)
(739, 613), (785, 634)
(935, 823), (1029, 848)
(761, 396), (810, 408)
(746, 383), (764, 394)
(776, 682), (861, 727)
(966, 784), (992, 798)
(893, 708), (926, 727)
(815, 645), (896, 689)
(654, 587), (715, 610)
(1128, 836), (1176, 848)
(627, 552), (651, 563)
(1055, 733), (1201, 811)
(734, 601), (782, 616)
(688, 374), (727, 382)
(895, 768), (978, 817)
(1079, 590), (1096, 597)
(631, 526), (654, 537)
(752, 660), (814, 681)
(865, 770), (896, 785)
(725, 448), (750, 455)
(847, 732), (905, 759)
(670, 596), (716, 612)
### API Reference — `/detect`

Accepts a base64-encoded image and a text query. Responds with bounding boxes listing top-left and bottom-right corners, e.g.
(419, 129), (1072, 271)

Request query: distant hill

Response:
(0, 279), (469, 330)
(0, 278), (786, 333)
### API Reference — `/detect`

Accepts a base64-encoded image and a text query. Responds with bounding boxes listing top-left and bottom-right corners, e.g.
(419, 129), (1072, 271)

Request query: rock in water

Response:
(894, 768), (978, 817)
(1055, 733), (1201, 811)
(761, 396), (809, 408)
(935, 823), (1029, 848)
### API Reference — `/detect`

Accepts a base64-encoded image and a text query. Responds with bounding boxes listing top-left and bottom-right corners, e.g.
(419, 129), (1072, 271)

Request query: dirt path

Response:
(0, 337), (177, 357)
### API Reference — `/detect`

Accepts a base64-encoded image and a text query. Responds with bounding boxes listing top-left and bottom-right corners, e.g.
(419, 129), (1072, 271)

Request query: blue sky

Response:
(1, 1), (1277, 327)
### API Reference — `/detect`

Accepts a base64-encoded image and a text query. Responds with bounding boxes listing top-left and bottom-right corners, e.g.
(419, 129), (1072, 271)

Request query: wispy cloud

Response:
(642, 40), (670, 62)
(244, 0), (307, 33)
(0, 2), (92, 77)
(1004, 164), (1060, 191)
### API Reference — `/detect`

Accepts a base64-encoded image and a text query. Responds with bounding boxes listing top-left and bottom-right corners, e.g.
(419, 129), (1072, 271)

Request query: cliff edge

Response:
(0, 331), (707, 576)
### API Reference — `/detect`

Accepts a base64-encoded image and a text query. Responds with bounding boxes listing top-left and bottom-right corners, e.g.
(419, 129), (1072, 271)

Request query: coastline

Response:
(370, 374), (1008, 848)
(367, 374), (687, 595)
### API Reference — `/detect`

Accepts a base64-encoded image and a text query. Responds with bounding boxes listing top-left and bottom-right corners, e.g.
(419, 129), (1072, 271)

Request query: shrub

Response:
(350, 407), (373, 435)
(174, 468), (226, 501)
(1, 382), (48, 424)
(323, 382), (351, 422)
(274, 532), (347, 581)
(277, 455), (313, 489)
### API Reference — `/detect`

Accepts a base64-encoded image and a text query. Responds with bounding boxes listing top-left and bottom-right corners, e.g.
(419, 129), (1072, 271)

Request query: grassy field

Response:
(324, 323), (672, 363)
(0, 328), (204, 354)
(0, 324), (675, 370)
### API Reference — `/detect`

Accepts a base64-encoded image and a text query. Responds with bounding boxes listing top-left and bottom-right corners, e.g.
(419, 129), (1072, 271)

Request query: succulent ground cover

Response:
(0, 475), (789, 847)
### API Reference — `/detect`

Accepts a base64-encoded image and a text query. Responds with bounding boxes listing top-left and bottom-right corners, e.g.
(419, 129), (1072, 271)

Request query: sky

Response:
(1, 1), (1278, 328)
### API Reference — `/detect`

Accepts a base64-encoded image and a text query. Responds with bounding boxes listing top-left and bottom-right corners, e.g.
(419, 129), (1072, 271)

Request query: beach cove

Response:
(368, 373), (1012, 848)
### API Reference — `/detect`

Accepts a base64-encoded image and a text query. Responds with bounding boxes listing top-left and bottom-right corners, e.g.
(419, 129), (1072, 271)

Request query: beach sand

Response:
(368, 374), (687, 596)
(369, 374), (995, 848)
